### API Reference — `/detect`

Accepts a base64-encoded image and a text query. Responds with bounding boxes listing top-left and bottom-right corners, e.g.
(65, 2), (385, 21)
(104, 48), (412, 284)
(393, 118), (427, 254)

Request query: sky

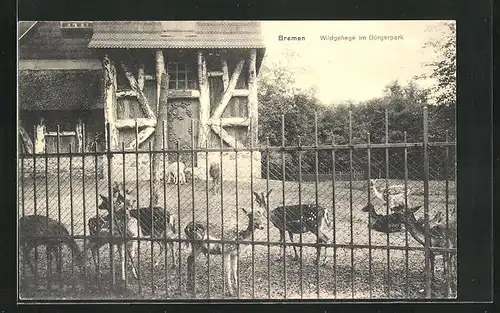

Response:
(260, 20), (454, 105)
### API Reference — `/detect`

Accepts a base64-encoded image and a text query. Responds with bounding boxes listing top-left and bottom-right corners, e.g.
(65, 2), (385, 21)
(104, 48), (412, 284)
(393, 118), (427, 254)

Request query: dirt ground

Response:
(18, 175), (456, 300)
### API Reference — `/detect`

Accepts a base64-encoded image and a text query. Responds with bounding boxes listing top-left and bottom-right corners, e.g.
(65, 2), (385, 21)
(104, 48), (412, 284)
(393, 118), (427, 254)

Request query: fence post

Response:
(105, 122), (116, 287)
(422, 106), (431, 298)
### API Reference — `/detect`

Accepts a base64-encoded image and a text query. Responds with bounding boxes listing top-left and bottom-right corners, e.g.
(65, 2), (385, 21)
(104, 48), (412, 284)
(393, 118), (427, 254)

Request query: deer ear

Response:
(267, 189), (273, 197)
(252, 191), (261, 202)
(99, 194), (107, 201)
(241, 207), (249, 214)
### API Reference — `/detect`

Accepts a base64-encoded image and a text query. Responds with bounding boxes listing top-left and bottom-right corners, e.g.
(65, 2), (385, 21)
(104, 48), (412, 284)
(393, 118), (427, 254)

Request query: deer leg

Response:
(126, 241), (139, 280)
(169, 242), (177, 268)
(224, 253), (234, 296)
(231, 254), (238, 296)
(288, 231), (299, 261)
(153, 241), (165, 267)
(276, 229), (286, 261)
(186, 245), (200, 293)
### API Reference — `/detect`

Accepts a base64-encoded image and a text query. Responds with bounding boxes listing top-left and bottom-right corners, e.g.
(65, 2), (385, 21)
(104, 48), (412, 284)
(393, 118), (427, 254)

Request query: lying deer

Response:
(391, 205), (457, 296)
(361, 203), (408, 233)
(209, 162), (221, 193)
(166, 161), (186, 185)
(184, 206), (267, 296)
(260, 189), (333, 265)
(20, 215), (84, 276)
(87, 193), (141, 281)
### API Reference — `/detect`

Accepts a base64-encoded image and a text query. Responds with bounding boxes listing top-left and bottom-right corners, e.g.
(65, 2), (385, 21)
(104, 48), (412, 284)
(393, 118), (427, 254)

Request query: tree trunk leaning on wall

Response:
(151, 72), (169, 207)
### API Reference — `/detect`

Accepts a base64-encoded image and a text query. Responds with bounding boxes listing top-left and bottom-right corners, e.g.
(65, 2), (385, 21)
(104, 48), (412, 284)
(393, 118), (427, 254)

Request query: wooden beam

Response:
(126, 127), (155, 150)
(103, 55), (119, 149)
(120, 61), (156, 120)
(211, 59), (245, 119)
(232, 89), (250, 97)
(115, 118), (157, 129)
(197, 51), (211, 148)
(210, 124), (245, 149)
(221, 58), (229, 91)
(45, 131), (77, 136)
(208, 71), (223, 77)
(116, 90), (139, 98)
(208, 117), (250, 127)
(76, 119), (83, 152)
(248, 49), (258, 145)
(155, 50), (165, 115)
(152, 72), (170, 206)
(137, 64), (145, 91)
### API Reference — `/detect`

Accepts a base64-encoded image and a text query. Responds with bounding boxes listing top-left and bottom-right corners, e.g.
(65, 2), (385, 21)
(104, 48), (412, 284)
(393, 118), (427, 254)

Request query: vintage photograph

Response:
(17, 20), (456, 300)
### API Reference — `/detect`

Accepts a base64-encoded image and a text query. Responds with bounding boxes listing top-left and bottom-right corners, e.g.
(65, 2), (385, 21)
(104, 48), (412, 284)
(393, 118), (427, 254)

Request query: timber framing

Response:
(102, 54), (119, 149)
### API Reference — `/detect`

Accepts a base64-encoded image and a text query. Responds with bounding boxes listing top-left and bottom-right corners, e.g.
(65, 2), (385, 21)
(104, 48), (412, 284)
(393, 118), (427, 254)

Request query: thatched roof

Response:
(18, 70), (104, 111)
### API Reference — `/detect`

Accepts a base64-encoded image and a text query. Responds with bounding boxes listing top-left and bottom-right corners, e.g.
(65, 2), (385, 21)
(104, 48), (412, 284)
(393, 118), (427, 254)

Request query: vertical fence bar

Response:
(265, 137), (271, 299)
(234, 137), (239, 298)
(422, 106), (431, 298)
(148, 141), (155, 295)
(94, 132), (101, 286)
(20, 143), (25, 291)
(56, 126), (63, 291)
(69, 144), (75, 292)
(444, 130), (451, 296)
(134, 121), (142, 293)
(44, 134), (50, 291)
(280, 114), (287, 299)
(32, 127), (38, 288)
(205, 140), (210, 298)
(403, 131), (410, 297)
(384, 109), (391, 297)
(161, 121), (169, 297)
(190, 119), (197, 298)
(331, 135), (337, 298)
(249, 120), (255, 299)
(106, 123), (116, 288)
(219, 119), (225, 297)
(121, 142), (128, 287)
(348, 111), (354, 298)
(366, 132), (373, 298)
(176, 141), (182, 293)
(297, 136), (304, 299)
(314, 113), (320, 299)
(81, 124), (88, 289)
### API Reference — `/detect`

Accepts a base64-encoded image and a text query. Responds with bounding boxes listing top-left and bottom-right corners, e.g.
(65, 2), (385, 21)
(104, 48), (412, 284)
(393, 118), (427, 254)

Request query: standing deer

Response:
(184, 206), (267, 296)
(260, 189), (333, 265)
(20, 215), (84, 277)
(391, 205), (457, 297)
(87, 193), (141, 281)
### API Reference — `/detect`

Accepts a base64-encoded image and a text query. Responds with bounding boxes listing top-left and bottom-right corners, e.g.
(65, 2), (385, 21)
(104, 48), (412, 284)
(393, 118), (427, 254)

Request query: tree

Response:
(421, 21), (456, 106)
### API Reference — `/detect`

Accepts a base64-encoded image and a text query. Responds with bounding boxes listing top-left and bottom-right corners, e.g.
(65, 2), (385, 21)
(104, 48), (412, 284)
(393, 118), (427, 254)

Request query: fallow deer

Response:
(184, 206), (267, 296)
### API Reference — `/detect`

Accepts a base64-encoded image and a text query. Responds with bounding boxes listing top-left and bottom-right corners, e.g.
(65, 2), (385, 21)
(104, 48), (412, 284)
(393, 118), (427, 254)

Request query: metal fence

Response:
(18, 107), (456, 300)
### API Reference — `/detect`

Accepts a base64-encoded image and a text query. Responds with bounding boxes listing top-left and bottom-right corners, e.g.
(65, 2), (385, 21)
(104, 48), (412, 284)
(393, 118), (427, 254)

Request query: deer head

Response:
(252, 189), (273, 211)
(241, 207), (267, 230)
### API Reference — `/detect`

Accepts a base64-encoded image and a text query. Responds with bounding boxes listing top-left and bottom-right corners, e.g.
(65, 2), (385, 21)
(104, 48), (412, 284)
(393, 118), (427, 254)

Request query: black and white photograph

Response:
(17, 20), (457, 300)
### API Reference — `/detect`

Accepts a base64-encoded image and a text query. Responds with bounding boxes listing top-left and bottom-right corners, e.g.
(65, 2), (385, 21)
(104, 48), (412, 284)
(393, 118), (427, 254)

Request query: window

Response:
(60, 21), (93, 38)
(167, 62), (197, 90)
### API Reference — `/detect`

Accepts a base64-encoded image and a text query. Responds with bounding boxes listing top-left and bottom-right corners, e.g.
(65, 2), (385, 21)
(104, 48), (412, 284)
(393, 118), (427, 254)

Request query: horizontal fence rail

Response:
(18, 109), (457, 300)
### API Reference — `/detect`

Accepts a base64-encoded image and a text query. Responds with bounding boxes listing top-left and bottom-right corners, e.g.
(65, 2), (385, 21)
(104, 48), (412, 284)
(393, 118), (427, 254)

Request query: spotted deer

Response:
(184, 206), (267, 296)
(257, 189), (333, 265)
